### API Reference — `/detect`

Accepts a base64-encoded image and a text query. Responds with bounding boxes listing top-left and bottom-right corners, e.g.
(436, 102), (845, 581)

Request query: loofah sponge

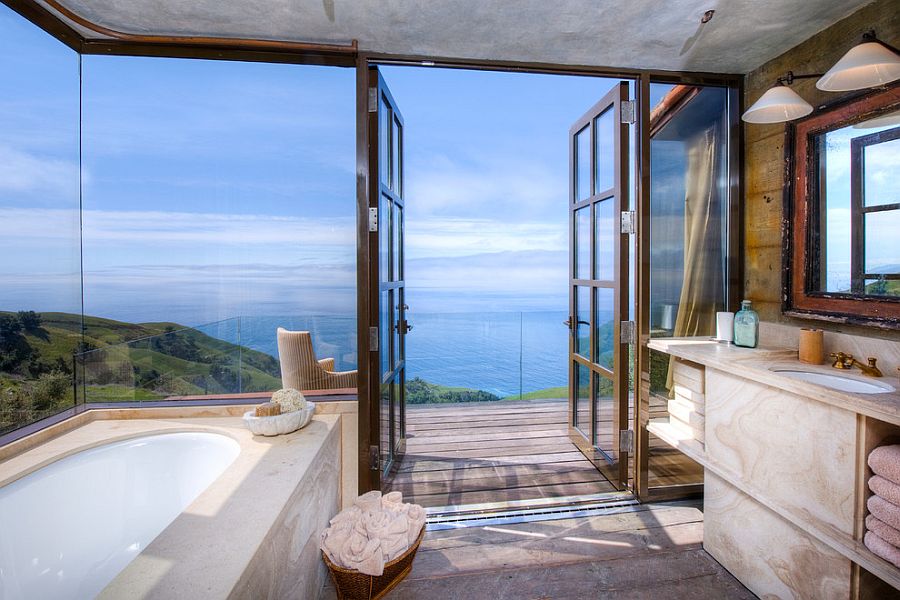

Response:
(272, 388), (307, 413)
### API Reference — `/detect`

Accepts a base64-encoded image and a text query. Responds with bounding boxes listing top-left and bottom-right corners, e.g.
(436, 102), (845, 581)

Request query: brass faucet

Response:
(829, 352), (883, 377)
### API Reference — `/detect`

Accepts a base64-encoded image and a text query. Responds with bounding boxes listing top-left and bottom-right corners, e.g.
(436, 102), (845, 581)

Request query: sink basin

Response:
(770, 369), (896, 394)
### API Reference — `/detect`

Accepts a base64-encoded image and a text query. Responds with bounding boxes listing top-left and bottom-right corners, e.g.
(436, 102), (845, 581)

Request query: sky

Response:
(1, 1), (896, 329)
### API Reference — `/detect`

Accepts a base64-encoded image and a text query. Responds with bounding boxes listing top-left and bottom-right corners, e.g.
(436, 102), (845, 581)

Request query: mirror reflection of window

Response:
(814, 112), (900, 297)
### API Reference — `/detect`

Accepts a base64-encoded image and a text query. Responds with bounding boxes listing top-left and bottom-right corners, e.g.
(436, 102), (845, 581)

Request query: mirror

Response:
(785, 84), (900, 328)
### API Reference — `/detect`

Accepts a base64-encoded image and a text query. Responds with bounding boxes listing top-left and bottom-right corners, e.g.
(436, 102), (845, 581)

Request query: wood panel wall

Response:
(742, 0), (900, 339)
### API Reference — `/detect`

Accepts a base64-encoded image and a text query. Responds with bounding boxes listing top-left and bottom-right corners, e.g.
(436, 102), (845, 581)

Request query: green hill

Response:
(1, 311), (283, 434)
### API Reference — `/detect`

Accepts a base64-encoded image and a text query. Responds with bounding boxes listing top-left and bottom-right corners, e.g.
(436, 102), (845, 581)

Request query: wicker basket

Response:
(323, 526), (425, 600)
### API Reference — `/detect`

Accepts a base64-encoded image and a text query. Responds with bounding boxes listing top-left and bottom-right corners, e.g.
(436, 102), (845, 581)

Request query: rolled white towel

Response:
(339, 530), (384, 576)
(320, 520), (353, 564)
(381, 515), (413, 561)
(354, 490), (383, 513)
(382, 491), (405, 514)
(406, 504), (426, 546)
(329, 505), (361, 527)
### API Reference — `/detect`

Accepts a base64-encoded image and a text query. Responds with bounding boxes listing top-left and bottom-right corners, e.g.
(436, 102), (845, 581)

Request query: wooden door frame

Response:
(567, 82), (631, 489)
(356, 56), (743, 497)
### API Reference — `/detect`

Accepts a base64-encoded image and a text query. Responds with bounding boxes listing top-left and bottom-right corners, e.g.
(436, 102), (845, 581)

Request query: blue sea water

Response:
(214, 311), (575, 397)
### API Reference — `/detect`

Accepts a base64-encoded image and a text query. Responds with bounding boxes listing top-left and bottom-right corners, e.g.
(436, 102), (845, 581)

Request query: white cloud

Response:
(0, 145), (78, 199)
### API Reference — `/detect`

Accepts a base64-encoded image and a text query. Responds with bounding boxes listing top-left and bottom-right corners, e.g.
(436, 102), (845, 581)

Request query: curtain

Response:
(666, 126), (722, 394)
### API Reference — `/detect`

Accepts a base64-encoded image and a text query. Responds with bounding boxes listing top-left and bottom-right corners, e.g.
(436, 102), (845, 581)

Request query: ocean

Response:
(212, 311), (573, 398)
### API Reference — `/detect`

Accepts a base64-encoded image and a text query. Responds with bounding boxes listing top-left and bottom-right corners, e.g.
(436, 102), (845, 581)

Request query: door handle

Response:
(397, 320), (413, 334)
(563, 318), (573, 329)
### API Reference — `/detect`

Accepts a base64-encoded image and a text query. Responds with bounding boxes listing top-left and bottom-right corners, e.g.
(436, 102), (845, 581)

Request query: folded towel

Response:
(866, 514), (900, 548)
(339, 530), (384, 576)
(865, 531), (900, 569)
(868, 445), (900, 485)
(868, 494), (900, 531)
(406, 503), (426, 545)
(870, 475), (900, 507)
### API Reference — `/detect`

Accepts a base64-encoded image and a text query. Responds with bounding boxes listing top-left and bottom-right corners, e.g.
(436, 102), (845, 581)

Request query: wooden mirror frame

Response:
(783, 83), (900, 329)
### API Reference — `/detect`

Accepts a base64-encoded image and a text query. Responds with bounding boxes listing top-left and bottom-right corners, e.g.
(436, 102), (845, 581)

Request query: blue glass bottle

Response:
(733, 300), (759, 348)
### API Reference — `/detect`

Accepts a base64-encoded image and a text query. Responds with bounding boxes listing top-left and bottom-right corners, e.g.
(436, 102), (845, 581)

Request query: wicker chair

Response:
(276, 328), (357, 391)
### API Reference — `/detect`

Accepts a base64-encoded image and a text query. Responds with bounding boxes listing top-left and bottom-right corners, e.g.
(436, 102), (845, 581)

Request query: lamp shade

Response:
(816, 41), (900, 91)
(741, 85), (814, 124)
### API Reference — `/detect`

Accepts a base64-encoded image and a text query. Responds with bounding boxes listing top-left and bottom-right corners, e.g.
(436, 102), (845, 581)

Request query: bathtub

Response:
(0, 432), (240, 600)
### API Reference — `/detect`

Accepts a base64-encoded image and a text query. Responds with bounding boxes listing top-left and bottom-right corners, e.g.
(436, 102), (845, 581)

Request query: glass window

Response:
(0, 4), (80, 435)
(575, 125), (590, 201)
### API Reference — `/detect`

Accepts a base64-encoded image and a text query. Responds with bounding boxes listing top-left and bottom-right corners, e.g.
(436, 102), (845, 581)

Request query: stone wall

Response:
(742, 0), (900, 340)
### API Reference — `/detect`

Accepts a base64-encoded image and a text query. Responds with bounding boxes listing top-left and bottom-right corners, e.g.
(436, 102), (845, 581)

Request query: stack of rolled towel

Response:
(320, 491), (426, 576)
(865, 444), (900, 568)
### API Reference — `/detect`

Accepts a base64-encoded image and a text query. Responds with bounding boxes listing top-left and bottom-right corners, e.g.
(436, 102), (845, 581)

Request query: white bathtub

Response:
(0, 431), (240, 600)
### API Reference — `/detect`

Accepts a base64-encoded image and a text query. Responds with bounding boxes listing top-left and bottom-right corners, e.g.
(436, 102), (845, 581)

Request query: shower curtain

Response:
(666, 126), (722, 394)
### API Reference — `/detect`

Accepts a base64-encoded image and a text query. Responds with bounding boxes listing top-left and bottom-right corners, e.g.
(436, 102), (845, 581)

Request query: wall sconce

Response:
(743, 30), (900, 124)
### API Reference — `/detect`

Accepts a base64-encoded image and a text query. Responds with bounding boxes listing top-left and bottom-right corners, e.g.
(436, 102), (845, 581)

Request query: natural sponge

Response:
(272, 388), (307, 413)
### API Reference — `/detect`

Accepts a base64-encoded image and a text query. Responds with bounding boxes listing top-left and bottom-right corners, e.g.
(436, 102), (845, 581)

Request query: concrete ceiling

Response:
(44, 0), (875, 73)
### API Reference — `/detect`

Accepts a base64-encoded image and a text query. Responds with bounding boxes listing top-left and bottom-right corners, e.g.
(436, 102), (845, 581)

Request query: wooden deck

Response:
(384, 398), (703, 508)
(384, 400), (615, 508)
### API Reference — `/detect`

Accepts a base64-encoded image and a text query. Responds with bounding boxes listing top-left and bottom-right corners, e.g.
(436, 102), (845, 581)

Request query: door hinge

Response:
(368, 326), (378, 351)
(369, 444), (380, 470)
(620, 320), (636, 344)
(620, 429), (635, 454)
(620, 210), (635, 235)
(368, 207), (378, 232)
(367, 88), (378, 113)
(620, 100), (636, 124)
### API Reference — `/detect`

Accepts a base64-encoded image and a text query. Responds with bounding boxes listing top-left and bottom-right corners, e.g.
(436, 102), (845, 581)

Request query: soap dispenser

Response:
(733, 300), (759, 348)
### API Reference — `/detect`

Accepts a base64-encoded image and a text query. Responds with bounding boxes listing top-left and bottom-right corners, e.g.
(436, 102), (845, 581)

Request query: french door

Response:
(366, 68), (410, 484)
(567, 82), (631, 490)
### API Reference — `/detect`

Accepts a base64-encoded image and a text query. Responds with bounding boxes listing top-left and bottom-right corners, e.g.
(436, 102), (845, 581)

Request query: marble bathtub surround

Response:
(321, 490), (426, 576)
(0, 411), (347, 599)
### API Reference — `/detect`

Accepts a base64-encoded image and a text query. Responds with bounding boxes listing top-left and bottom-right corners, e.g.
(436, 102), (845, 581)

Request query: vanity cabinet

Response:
(647, 338), (900, 599)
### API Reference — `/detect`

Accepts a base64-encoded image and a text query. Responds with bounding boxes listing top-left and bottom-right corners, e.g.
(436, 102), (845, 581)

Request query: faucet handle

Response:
(868, 357), (878, 368)
(830, 352), (852, 368)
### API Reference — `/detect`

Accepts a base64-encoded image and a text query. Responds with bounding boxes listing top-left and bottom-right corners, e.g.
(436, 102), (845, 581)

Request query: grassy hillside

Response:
(0, 311), (283, 434)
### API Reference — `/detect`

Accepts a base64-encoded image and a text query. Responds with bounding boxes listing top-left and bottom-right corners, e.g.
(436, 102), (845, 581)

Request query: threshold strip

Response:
(425, 491), (638, 530)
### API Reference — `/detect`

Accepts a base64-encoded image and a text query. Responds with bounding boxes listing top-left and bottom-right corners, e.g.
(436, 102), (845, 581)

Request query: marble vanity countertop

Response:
(648, 337), (900, 426)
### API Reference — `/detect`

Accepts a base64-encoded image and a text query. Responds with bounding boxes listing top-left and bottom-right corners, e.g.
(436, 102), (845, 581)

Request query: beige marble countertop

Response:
(648, 337), (900, 426)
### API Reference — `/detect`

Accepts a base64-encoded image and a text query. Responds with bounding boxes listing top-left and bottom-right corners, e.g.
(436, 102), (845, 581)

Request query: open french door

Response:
(365, 67), (409, 486)
(567, 82), (631, 490)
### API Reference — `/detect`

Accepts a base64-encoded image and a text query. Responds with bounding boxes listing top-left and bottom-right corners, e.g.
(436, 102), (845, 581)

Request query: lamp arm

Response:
(778, 71), (825, 86)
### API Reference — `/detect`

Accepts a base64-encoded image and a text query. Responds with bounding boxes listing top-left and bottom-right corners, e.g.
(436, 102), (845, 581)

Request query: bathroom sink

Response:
(770, 369), (895, 394)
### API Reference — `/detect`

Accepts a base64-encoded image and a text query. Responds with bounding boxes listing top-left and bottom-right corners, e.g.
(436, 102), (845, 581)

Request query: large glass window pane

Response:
(574, 362), (591, 438)
(81, 57), (356, 398)
(575, 125), (590, 201)
(575, 206), (591, 280)
(595, 287), (614, 370)
(595, 197), (615, 281)
(594, 108), (614, 193)
(0, 5), (80, 435)
(576, 286), (590, 358)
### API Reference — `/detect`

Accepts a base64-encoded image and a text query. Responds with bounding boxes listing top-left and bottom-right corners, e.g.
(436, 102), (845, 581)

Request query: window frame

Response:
(783, 82), (900, 329)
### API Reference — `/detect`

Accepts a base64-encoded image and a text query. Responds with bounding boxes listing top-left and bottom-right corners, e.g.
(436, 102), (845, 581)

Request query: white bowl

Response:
(243, 402), (316, 436)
